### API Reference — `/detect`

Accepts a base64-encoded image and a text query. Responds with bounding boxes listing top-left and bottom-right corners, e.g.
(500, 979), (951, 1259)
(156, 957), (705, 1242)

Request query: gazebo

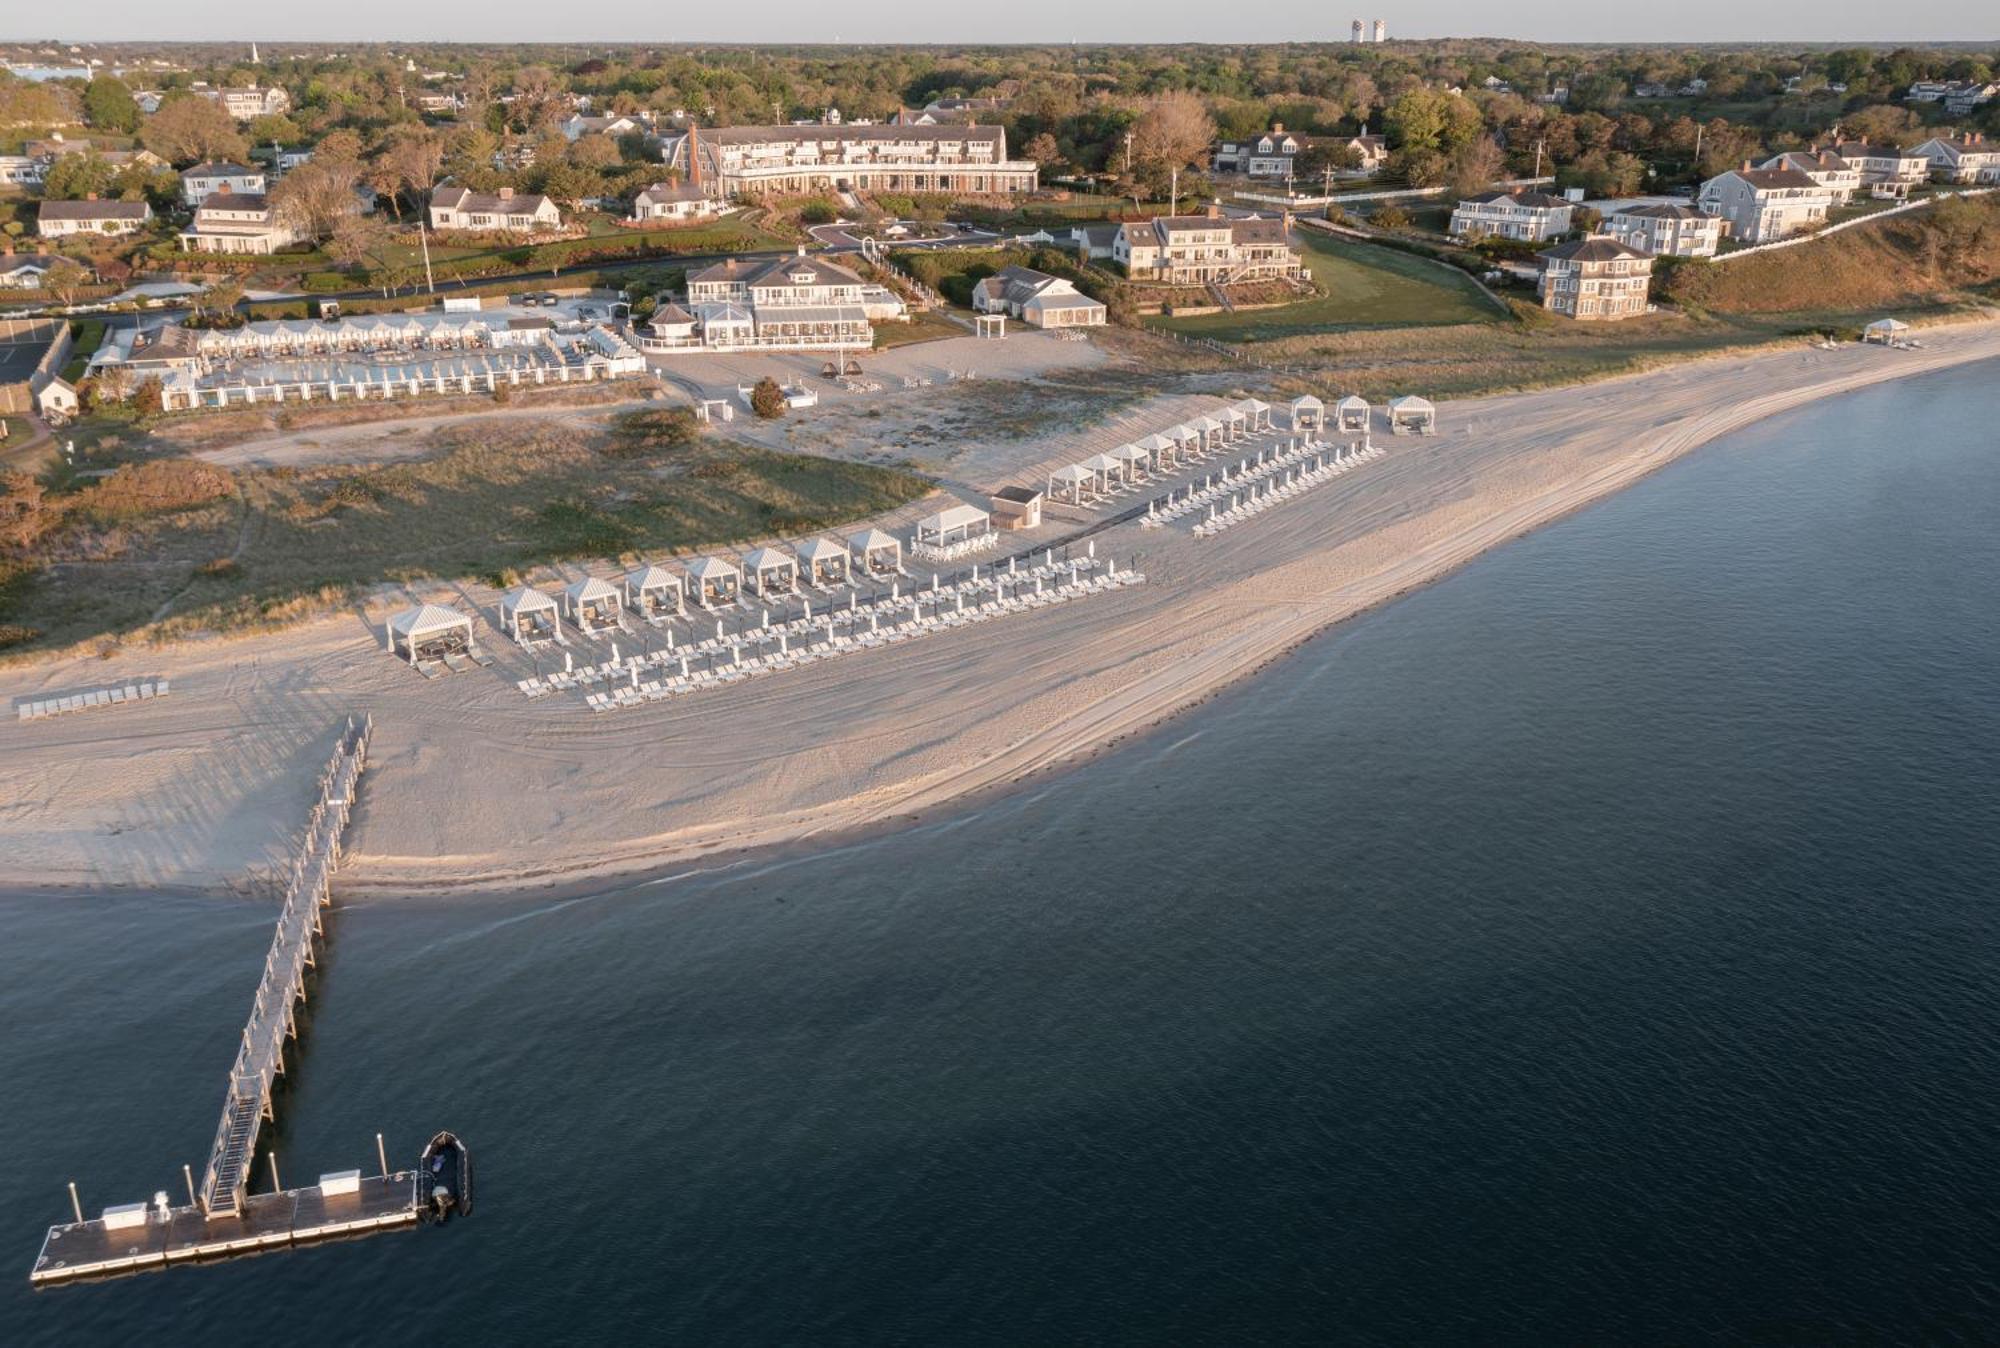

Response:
(1116, 441), (1155, 481)
(1080, 451), (1125, 493)
(1387, 395), (1436, 435)
(797, 536), (850, 587)
(1864, 317), (1909, 345)
(914, 503), (992, 550)
(1236, 398), (1274, 432)
(1335, 394), (1371, 433)
(621, 564), (683, 621)
(849, 527), (903, 575)
(1194, 414), (1226, 450)
(385, 603), (474, 664)
(975, 314), (1006, 339)
(1168, 424), (1201, 459)
(687, 555), (743, 607)
(744, 545), (799, 596)
(1138, 433), (1176, 471)
(1047, 462), (1097, 506)
(562, 575), (624, 632)
(1219, 405), (1249, 439)
(1289, 394), (1325, 432)
(500, 585), (560, 643)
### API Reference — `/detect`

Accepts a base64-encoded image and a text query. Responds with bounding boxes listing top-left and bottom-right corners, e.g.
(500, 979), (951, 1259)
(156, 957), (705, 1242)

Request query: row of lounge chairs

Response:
(1191, 441), (1387, 539)
(1142, 434), (1346, 528)
(17, 680), (169, 722)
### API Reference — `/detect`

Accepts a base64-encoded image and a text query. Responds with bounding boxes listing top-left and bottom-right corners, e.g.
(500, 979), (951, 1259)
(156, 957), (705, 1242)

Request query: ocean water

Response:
(6, 360), (2000, 1345)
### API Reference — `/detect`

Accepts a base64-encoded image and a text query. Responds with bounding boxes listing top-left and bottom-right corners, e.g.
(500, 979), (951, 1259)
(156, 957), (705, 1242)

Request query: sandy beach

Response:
(5, 319), (2000, 897)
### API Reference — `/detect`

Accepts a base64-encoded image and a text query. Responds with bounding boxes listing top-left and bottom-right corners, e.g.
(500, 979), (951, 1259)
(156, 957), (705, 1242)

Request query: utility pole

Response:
(419, 219), (435, 294)
(1533, 138), (1545, 181)
(1123, 131), (1133, 175)
(1170, 167), (1179, 216)
(1693, 121), (1704, 174)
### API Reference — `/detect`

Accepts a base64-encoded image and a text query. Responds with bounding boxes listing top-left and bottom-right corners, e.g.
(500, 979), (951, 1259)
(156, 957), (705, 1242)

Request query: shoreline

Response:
(6, 320), (2000, 901)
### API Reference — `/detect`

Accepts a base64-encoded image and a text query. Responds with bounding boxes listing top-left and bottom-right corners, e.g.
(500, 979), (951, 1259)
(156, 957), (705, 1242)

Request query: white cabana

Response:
(1219, 405), (1249, 439)
(914, 503), (992, 550)
(1080, 451), (1126, 492)
(562, 575), (623, 630)
(1387, 394), (1436, 435)
(1048, 462), (1097, 506)
(744, 545), (799, 596)
(1137, 433), (1176, 470)
(1289, 394), (1325, 432)
(797, 536), (849, 586)
(622, 564), (683, 620)
(1118, 441), (1157, 478)
(849, 526), (903, 575)
(687, 555), (743, 606)
(1168, 423), (1201, 455)
(500, 585), (560, 642)
(1193, 414), (1226, 449)
(1335, 394), (1371, 433)
(1864, 317), (1909, 344)
(385, 603), (474, 664)
(1236, 398), (1274, 431)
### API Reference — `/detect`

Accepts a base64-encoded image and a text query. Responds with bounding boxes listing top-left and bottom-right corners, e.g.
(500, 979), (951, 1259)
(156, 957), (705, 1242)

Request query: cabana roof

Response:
(1219, 406), (1248, 422)
(1050, 463), (1095, 485)
(1079, 452), (1122, 472)
(502, 585), (558, 615)
(563, 576), (620, 604)
(1137, 434), (1174, 453)
(1387, 395), (1434, 413)
(849, 526), (900, 552)
(919, 503), (989, 533)
(1865, 317), (1908, 332)
(623, 564), (681, 592)
(387, 603), (470, 638)
(1335, 394), (1370, 410)
(1236, 398), (1273, 414)
(1194, 414), (1224, 432)
(797, 536), (846, 562)
(1290, 393), (1325, 410)
(686, 555), (741, 580)
(744, 545), (797, 571)
(1168, 423), (1198, 440)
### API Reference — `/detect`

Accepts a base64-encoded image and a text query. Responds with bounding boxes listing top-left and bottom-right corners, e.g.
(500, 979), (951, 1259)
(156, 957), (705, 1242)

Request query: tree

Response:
(246, 113), (303, 147)
(1841, 103), (1919, 144)
(1448, 138), (1508, 197)
(142, 96), (249, 166)
(373, 126), (444, 216)
(82, 76), (139, 134)
(43, 258), (91, 306)
(749, 376), (788, 419)
(1024, 132), (1062, 172)
(270, 158), (362, 241)
(1130, 91), (1216, 174)
(1373, 204), (1411, 231)
(1295, 142), (1364, 181)
(40, 153), (116, 201)
(327, 213), (394, 288)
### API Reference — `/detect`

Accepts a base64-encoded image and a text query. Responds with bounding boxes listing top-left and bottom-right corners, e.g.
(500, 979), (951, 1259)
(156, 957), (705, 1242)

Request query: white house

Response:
(0, 154), (49, 186)
(1449, 189), (1574, 242)
(659, 123), (1038, 197)
(179, 192), (301, 255)
(629, 181), (718, 224)
(180, 160), (267, 206)
(197, 85), (291, 120)
(1697, 165), (1832, 244)
(1831, 140), (1932, 199)
(562, 113), (647, 142)
(1604, 202), (1725, 258)
(1537, 235), (1653, 321)
(1909, 133), (2000, 185)
(970, 265), (1107, 328)
(638, 248), (876, 354)
(37, 199), (152, 238)
(0, 254), (70, 288)
(1115, 210), (1304, 285)
(1759, 148), (1861, 204)
(428, 185), (563, 234)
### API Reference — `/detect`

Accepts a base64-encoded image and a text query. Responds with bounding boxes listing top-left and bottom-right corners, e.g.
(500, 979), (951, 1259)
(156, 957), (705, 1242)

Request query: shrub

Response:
(749, 377), (788, 419)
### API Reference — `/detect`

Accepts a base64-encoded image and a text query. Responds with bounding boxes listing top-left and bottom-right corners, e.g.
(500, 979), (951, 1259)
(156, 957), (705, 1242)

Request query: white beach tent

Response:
(1236, 398), (1274, 431)
(1194, 414), (1226, 448)
(500, 585), (560, 641)
(1386, 394), (1436, 435)
(1137, 433), (1176, 470)
(797, 536), (850, 586)
(1335, 394), (1371, 432)
(914, 503), (992, 549)
(849, 526), (903, 574)
(621, 563), (683, 619)
(385, 603), (474, 663)
(743, 545), (799, 596)
(1120, 440), (1159, 477)
(686, 555), (743, 606)
(1289, 394), (1325, 432)
(1219, 405), (1249, 438)
(1048, 462), (1097, 505)
(1864, 317), (1909, 344)
(1080, 451), (1126, 491)
(561, 575), (623, 626)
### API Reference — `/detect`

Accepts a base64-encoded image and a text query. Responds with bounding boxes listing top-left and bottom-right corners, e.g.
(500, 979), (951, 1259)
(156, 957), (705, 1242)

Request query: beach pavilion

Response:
(1168, 423), (1202, 460)
(385, 603), (474, 664)
(1080, 451), (1126, 494)
(621, 563), (683, 622)
(1219, 405), (1249, 440)
(1047, 462), (1097, 506)
(687, 555), (743, 607)
(1137, 433), (1177, 472)
(562, 576), (624, 633)
(797, 536), (850, 587)
(1289, 394), (1325, 432)
(1335, 395), (1371, 433)
(745, 545), (799, 597)
(1193, 414), (1226, 451)
(500, 585), (561, 643)
(1387, 395), (1436, 435)
(1235, 398), (1275, 432)
(849, 527), (903, 575)
(1116, 441), (1155, 481)
(914, 503), (993, 552)
(1864, 317), (1909, 345)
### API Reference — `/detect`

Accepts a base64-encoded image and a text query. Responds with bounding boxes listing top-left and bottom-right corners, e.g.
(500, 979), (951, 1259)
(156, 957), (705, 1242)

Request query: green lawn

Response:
(872, 309), (967, 349)
(1154, 233), (1503, 342)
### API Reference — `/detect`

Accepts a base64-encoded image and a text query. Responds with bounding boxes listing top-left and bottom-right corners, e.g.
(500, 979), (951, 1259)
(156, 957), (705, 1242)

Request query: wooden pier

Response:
(28, 715), (452, 1288)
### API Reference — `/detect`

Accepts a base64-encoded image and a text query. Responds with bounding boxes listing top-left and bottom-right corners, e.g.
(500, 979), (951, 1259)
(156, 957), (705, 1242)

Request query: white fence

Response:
(1710, 186), (1999, 264)
(1233, 176), (1555, 210)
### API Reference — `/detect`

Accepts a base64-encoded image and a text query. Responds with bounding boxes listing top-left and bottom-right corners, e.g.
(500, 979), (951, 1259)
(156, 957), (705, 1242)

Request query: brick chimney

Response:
(1206, 203), (1221, 218)
(1741, 159), (1753, 172)
(498, 186), (514, 199)
(1271, 121), (1284, 134)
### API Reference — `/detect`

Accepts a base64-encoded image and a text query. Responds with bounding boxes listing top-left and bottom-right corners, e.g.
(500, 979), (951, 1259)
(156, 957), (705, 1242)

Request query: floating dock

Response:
(28, 715), (458, 1288)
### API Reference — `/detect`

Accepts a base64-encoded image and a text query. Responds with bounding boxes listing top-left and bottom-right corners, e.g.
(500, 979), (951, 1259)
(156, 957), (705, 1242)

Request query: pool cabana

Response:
(1335, 395), (1371, 433)
(798, 536), (850, 587)
(621, 564), (683, 621)
(1289, 394), (1325, 432)
(850, 527), (903, 576)
(500, 585), (561, 643)
(687, 556), (743, 607)
(562, 576), (624, 632)
(385, 603), (474, 664)
(744, 545), (799, 597)
(1387, 395), (1436, 436)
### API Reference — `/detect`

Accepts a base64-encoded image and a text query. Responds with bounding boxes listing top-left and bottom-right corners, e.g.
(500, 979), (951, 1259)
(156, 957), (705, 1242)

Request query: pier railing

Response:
(198, 715), (372, 1218)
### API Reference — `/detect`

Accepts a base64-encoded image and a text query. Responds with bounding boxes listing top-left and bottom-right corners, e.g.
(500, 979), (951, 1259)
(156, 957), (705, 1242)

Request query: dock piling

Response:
(268, 1153), (280, 1193)
(376, 1133), (388, 1177)
(183, 1165), (196, 1206)
(67, 1182), (81, 1225)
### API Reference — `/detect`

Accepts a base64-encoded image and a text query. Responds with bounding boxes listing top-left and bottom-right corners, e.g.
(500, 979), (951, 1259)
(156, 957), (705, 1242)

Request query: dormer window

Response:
(790, 269), (815, 284)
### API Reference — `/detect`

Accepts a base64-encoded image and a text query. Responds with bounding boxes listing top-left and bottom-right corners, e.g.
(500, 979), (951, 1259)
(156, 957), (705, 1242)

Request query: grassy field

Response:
(1154, 233), (1502, 341)
(872, 309), (967, 349)
(1, 412), (933, 654)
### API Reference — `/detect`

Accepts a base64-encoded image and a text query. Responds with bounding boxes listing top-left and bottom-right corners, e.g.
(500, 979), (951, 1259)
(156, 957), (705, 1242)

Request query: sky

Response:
(11, 3), (1997, 46)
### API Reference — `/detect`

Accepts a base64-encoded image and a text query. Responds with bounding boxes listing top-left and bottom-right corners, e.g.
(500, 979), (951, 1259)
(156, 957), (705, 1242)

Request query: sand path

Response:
(5, 323), (1998, 897)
